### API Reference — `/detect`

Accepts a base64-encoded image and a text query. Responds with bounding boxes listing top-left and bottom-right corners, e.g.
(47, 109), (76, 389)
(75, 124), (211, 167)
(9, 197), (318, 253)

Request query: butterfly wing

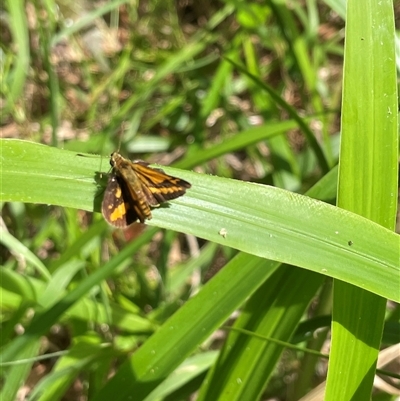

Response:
(101, 174), (141, 227)
(132, 161), (191, 205)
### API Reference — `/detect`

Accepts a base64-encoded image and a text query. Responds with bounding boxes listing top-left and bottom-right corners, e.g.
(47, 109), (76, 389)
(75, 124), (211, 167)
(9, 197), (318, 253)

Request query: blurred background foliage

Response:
(1, 0), (399, 400)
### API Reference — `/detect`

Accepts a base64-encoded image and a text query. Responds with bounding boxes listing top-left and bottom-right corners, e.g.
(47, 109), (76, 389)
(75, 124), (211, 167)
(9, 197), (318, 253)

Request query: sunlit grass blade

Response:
(325, 0), (398, 399)
(91, 254), (281, 401)
(196, 267), (324, 401)
(3, 0), (29, 110)
(1, 139), (398, 301)
(0, 227), (158, 364)
(174, 120), (303, 169)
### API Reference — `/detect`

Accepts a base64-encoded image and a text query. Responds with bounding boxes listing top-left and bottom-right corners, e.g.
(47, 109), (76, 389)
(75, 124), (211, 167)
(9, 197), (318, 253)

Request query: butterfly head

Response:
(109, 152), (122, 168)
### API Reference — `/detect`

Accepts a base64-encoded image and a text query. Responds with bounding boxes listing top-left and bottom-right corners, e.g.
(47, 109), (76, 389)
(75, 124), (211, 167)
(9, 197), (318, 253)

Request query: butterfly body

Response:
(102, 152), (191, 227)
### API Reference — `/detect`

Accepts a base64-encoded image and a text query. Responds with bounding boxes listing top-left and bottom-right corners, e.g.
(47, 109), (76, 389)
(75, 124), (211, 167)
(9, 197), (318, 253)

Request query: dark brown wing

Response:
(101, 174), (141, 227)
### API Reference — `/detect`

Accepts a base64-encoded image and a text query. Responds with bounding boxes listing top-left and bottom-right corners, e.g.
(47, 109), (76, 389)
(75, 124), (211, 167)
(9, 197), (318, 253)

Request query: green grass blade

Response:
(267, 0), (333, 165)
(51, 0), (131, 45)
(0, 227), (158, 364)
(1, 139), (398, 301)
(325, 0), (398, 399)
(4, 0), (30, 111)
(143, 352), (219, 401)
(0, 230), (51, 281)
(29, 337), (105, 401)
(91, 254), (281, 401)
(0, 341), (41, 401)
(194, 151), (339, 400)
(196, 267), (324, 401)
(174, 120), (302, 169)
(226, 59), (330, 174)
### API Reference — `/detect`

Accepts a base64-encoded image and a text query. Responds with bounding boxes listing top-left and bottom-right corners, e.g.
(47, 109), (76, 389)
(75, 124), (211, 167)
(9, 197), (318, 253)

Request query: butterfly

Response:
(101, 152), (191, 227)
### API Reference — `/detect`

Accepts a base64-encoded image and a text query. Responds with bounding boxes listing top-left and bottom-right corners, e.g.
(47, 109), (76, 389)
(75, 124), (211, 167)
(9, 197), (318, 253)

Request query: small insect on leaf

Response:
(101, 152), (191, 228)
(219, 228), (228, 239)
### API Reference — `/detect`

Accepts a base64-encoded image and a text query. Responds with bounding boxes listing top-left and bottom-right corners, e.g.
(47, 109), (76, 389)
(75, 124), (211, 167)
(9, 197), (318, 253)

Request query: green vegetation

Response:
(1, 1), (398, 400)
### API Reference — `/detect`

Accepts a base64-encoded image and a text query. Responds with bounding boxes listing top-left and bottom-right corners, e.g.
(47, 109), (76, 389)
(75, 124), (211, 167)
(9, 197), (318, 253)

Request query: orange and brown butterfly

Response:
(101, 152), (191, 227)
